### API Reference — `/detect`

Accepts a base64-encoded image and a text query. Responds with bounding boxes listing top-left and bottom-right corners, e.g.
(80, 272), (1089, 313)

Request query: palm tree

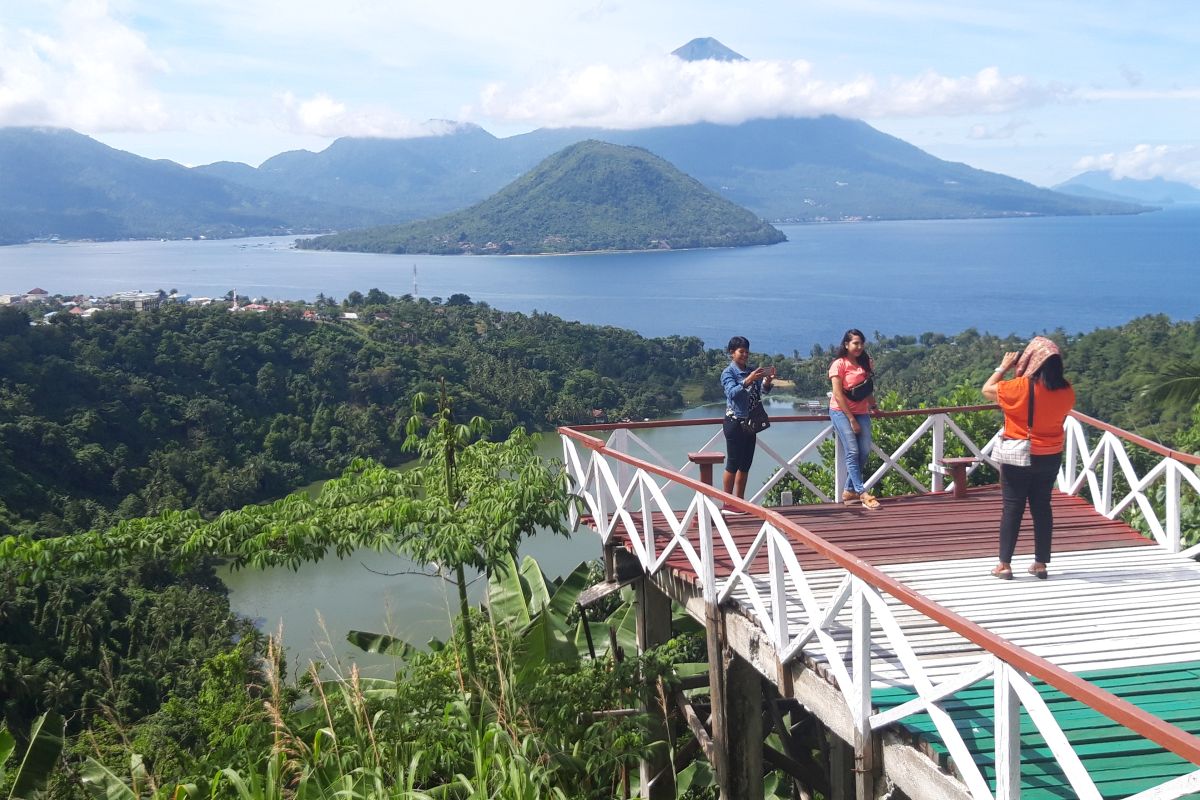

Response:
(1142, 357), (1200, 413)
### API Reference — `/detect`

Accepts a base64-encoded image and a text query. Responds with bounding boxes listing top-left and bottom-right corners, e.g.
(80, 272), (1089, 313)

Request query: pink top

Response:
(828, 356), (874, 415)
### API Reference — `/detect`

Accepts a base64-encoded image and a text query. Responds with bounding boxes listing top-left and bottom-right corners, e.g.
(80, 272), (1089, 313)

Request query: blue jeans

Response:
(831, 409), (872, 494)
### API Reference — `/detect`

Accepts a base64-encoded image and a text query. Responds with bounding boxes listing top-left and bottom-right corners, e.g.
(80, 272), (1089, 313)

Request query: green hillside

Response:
(0, 127), (388, 243)
(297, 140), (786, 254)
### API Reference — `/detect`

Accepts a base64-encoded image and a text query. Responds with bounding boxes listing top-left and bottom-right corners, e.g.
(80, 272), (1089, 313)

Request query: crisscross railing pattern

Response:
(560, 406), (1200, 799)
(1063, 411), (1200, 556)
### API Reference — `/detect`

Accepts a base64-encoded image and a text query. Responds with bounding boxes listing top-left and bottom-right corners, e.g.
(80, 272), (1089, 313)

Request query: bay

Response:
(2, 207), (1197, 355)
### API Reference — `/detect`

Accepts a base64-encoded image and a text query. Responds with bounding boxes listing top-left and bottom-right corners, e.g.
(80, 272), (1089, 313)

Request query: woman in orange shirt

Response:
(982, 336), (1076, 580)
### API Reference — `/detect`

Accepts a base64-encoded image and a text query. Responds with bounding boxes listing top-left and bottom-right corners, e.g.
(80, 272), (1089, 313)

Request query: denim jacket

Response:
(721, 361), (771, 418)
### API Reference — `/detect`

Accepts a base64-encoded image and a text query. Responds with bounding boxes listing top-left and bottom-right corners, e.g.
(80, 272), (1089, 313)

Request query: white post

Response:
(852, 581), (872, 735)
(931, 415), (946, 494)
(851, 580), (875, 799)
(1166, 460), (1181, 553)
(1101, 440), (1115, 514)
(640, 480), (656, 563)
(699, 498), (717, 604)
(609, 429), (635, 496)
(994, 659), (1021, 799)
(1063, 420), (1078, 490)
(767, 529), (789, 650)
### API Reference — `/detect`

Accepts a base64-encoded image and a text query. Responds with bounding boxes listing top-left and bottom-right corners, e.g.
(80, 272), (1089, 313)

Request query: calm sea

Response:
(2, 206), (1197, 354)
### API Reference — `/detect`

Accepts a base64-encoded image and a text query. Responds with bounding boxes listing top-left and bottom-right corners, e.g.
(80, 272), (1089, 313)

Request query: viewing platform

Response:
(559, 406), (1200, 800)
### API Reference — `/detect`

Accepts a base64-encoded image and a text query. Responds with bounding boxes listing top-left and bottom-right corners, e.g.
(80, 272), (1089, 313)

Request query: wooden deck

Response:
(605, 486), (1200, 798)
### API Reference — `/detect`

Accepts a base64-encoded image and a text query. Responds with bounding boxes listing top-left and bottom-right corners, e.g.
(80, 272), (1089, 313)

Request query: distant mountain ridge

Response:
(1054, 171), (1200, 205)
(196, 116), (1145, 230)
(0, 127), (391, 244)
(298, 140), (785, 254)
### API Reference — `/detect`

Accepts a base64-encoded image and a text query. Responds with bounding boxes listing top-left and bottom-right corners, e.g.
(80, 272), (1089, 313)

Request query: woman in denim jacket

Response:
(720, 336), (773, 514)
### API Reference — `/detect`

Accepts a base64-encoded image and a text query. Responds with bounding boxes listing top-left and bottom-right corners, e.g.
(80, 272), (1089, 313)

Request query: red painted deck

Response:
(607, 486), (1154, 580)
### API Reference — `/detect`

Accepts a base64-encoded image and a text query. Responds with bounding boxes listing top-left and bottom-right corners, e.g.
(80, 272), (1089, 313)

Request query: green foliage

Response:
(777, 314), (1200, 450)
(1, 712), (64, 800)
(0, 299), (709, 537)
(298, 140), (785, 255)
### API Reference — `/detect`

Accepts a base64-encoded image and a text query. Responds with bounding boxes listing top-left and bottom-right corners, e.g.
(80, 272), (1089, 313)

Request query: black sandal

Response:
(991, 564), (1013, 580)
(1028, 563), (1048, 580)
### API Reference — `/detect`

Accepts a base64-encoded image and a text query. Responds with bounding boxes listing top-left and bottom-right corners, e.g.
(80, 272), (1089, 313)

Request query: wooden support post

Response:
(688, 451), (726, 487)
(829, 734), (854, 800)
(604, 541), (618, 582)
(636, 577), (674, 800)
(722, 651), (764, 799)
(940, 456), (979, 499)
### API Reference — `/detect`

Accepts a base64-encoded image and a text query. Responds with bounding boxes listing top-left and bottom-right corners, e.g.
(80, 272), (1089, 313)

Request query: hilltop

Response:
(0, 127), (387, 244)
(297, 140), (786, 254)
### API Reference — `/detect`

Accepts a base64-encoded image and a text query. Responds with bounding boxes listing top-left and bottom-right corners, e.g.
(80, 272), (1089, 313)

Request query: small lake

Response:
(220, 395), (824, 670)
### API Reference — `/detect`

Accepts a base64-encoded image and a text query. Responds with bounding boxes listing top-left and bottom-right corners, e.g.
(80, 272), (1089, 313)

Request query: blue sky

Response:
(3, 0), (1198, 187)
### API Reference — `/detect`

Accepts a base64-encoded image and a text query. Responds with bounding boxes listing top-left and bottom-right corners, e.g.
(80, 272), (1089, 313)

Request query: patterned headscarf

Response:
(1015, 336), (1061, 377)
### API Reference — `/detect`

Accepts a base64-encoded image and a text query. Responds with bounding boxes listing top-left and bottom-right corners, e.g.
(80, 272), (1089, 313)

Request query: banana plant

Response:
(1, 711), (64, 800)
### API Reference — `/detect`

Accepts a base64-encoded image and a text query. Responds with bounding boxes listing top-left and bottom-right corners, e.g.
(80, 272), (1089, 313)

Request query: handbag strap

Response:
(1025, 378), (1035, 438)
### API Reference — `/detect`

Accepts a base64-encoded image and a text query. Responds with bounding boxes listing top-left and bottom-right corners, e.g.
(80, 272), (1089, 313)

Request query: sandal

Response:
(859, 492), (881, 511)
(1028, 563), (1048, 580)
(991, 564), (1013, 580)
(842, 490), (860, 505)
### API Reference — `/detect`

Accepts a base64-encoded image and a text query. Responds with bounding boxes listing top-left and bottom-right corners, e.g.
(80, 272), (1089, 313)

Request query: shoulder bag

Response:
(844, 375), (875, 402)
(992, 380), (1034, 468)
(740, 381), (770, 435)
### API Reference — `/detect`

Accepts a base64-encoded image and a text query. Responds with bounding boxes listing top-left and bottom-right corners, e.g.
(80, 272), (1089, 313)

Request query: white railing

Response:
(1062, 411), (1200, 557)
(560, 407), (1200, 800)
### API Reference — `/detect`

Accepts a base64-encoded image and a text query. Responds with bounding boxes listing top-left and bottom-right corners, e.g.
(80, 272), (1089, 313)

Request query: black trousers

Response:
(999, 452), (1062, 564)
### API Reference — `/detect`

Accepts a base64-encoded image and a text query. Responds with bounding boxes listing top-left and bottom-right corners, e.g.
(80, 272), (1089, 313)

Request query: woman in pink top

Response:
(828, 329), (882, 510)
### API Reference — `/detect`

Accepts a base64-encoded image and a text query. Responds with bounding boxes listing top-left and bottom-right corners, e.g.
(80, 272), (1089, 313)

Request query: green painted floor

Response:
(872, 662), (1200, 799)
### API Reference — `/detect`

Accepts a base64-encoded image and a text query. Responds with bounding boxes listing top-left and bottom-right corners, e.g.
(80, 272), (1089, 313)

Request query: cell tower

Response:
(412, 265), (419, 298)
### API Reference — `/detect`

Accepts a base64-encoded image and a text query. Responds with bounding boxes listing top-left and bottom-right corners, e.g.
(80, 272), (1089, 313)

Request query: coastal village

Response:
(0, 287), (373, 323)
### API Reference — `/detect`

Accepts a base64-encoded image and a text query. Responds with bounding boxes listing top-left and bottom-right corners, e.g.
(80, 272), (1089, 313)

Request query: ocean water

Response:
(2, 205), (1197, 354)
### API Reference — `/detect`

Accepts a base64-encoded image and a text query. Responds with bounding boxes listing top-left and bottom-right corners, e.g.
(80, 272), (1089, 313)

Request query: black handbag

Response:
(844, 375), (874, 402)
(739, 383), (770, 434)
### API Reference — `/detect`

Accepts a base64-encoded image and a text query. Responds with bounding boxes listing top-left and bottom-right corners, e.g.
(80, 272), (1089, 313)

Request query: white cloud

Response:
(0, 0), (168, 131)
(1075, 144), (1200, 186)
(276, 92), (464, 139)
(471, 56), (1067, 129)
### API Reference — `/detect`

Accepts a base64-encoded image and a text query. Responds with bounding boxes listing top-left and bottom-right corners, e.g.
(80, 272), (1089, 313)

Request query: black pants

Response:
(723, 416), (756, 474)
(999, 452), (1062, 564)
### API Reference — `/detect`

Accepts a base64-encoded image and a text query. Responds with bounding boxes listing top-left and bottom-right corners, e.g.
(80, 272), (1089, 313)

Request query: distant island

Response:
(296, 140), (787, 255)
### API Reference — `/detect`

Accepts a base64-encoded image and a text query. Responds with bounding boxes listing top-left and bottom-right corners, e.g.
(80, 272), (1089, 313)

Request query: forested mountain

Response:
(0, 127), (390, 244)
(297, 140), (785, 254)
(0, 298), (709, 538)
(203, 116), (1146, 228)
(0, 112), (1147, 245)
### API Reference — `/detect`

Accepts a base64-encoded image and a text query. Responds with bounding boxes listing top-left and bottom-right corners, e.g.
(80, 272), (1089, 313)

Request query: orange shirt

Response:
(997, 376), (1076, 455)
